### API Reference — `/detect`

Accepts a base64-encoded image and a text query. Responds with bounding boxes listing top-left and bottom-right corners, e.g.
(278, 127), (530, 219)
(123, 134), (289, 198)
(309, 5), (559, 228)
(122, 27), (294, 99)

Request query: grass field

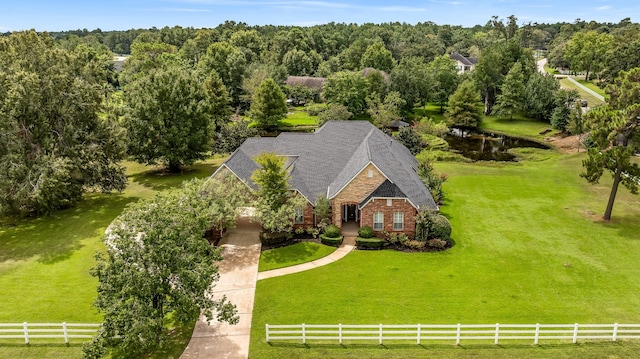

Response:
(280, 108), (318, 127)
(0, 158), (225, 358)
(259, 242), (336, 272)
(575, 79), (607, 98)
(559, 78), (606, 108)
(249, 150), (640, 358)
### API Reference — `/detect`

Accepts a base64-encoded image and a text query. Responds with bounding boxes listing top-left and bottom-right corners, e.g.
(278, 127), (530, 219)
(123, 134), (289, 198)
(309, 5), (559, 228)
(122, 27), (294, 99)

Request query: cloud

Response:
(155, 7), (211, 12)
(172, 0), (426, 12)
(596, 5), (612, 10)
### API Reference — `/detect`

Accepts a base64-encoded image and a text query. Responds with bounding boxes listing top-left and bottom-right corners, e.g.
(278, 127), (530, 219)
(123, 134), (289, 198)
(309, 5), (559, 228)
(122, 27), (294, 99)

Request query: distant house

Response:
(450, 52), (478, 74)
(361, 67), (391, 83)
(285, 76), (327, 92)
(386, 119), (410, 132)
(212, 121), (438, 236)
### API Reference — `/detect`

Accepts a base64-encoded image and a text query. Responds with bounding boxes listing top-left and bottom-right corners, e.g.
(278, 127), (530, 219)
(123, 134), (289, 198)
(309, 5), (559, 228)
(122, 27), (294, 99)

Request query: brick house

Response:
(211, 121), (438, 236)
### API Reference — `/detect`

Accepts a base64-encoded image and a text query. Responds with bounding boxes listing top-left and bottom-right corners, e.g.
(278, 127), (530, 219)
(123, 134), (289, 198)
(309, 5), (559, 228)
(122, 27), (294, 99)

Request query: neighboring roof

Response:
(450, 52), (478, 66)
(387, 120), (410, 129)
(285, 76), (328, 91)
(215, 121), (437, 211)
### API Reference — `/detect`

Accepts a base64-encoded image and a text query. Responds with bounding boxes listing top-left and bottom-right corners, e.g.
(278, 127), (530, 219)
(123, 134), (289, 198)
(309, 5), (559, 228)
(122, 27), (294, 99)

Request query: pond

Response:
(443, 127), (549, 161)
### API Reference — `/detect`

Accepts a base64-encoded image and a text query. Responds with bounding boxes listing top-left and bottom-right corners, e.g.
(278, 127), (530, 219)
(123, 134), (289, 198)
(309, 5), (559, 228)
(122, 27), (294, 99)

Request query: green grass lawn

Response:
(280, 108), (318, 127)
(575, 79), (607, 97)
(258, 242), (336, 272)
(481, 115), (552, 140)
(249, 152), (640, 358)
(0, 158), (225, 358)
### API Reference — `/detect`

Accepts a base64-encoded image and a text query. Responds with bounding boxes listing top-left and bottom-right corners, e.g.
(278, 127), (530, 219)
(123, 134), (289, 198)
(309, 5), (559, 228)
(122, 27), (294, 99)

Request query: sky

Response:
(1, 0), (638, 32)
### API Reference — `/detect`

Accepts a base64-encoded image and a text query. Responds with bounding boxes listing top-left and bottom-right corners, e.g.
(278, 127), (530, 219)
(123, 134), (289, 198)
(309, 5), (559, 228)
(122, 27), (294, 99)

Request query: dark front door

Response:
(347, 204), (357, 220)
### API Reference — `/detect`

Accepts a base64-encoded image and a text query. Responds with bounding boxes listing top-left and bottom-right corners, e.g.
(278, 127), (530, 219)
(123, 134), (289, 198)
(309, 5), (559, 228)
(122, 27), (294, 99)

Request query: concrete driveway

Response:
(181, 217), (261, 359)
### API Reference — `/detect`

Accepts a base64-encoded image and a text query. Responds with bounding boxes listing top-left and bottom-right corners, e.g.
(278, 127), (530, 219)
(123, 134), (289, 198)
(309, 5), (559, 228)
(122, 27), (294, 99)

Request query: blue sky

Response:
(1, 0), (638, 32)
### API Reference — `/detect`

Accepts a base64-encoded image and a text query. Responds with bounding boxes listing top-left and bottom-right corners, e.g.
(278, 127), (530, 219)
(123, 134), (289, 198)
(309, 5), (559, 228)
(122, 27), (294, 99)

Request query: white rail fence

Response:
(0, 323), (101, 344)
(266, 323), (640, 345)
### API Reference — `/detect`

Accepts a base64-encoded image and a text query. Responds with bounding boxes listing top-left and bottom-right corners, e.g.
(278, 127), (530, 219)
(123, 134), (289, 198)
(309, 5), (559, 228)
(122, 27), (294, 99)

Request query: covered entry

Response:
(341, 204), (360, 223)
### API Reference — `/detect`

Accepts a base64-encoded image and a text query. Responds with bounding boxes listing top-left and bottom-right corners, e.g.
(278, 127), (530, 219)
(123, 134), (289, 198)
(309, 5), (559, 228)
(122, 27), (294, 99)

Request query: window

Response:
(294, 208), (304, 224)
(393, 212), (404, 231)
(386, 199), (392, 206)
(373, 211), (384, 230)
(367, 169), (373, 178)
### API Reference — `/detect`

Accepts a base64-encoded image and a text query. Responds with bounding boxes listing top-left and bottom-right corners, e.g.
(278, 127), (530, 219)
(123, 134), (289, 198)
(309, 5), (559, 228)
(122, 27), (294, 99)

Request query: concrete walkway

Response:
(257, 236), (356, 280)
(181, 218), (261, 359)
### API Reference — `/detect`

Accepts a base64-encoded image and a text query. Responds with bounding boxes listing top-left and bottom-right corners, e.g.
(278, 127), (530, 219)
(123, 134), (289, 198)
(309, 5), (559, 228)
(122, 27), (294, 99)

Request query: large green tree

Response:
(361, 41), (395, 73)
(249, 78), (288, 130)
(197, 41), (246, 106)
(565, 31), (614, 81)
(522, 72), (560, 121)
(390, 56), (431, 111)
(323, 71), (370, 115)
(428, 55), (459, 114)
(445, 79), (483, 128)
(581, 67), (640, 220)
(83, 180), (239, 358)
(494, 61), (525, 120)
(0, 31), (127, 216)
(124, 63), (214, 172)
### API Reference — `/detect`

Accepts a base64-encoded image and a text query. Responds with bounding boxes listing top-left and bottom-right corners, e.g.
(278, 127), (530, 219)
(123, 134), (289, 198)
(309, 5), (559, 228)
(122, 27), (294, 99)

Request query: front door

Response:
(347, 204), (356, 220)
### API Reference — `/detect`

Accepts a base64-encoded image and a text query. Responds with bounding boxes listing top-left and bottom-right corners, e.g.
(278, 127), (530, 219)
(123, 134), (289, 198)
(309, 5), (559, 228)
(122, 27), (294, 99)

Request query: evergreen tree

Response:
(495, 61), (525, 119)
(445, 79), (483, 129)
(249, 78), (288, 130)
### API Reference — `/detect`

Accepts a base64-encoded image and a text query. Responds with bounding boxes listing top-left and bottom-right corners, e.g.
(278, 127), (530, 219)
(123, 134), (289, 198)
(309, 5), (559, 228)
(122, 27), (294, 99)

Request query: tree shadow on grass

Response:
(110, 319), (197, 359)
(128, 163), (220, 193)
(0, 193), (137, 265)
(259, 242), (323, 269)
(600, 213), (640, 241)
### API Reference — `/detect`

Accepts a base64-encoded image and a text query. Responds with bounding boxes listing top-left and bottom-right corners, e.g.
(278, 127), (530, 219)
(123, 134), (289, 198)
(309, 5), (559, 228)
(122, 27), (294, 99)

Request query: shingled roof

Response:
(213, 121), (437, 210)
(450, 52), (478, 66)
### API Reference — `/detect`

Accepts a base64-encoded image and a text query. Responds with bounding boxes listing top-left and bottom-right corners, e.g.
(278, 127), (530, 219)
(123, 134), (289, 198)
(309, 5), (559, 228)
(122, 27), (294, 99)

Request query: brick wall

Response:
(360, 198), (417, 237)
(293, 202), (315, 228)
(331, 163), (386, 228)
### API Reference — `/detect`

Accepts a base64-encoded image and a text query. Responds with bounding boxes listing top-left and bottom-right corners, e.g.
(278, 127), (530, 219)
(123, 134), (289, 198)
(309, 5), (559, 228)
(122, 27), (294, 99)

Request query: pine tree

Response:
(445, 79), (483, 129)
(495, 61), (525, 120)
(249, 78), (288, 131)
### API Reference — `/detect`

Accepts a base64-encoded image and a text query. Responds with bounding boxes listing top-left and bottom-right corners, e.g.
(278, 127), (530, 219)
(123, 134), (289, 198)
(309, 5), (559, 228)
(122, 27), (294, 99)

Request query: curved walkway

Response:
(257, 236), (356, 280)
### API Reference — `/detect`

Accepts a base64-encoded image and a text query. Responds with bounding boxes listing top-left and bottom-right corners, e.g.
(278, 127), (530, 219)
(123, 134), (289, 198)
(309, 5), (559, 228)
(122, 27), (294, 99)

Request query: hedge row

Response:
(320, 234), (343, 247)
(355, 237), (385, 249)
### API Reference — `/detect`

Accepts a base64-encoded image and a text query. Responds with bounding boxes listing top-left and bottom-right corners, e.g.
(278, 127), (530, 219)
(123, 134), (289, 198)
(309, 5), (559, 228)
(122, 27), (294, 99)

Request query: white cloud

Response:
(155, 7), (211, 12)
(596, 5), (612, 10)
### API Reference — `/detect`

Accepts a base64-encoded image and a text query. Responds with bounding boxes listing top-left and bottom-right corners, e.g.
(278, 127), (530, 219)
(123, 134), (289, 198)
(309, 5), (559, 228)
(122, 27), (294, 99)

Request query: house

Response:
(450, 52), (478, 74)
(212, 121), (438, 236)
(386, 119), (410, 132)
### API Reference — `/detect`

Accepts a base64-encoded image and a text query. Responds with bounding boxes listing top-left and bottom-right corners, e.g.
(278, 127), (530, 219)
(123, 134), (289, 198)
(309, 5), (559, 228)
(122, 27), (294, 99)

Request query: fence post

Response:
(612, 323), (618, 342)
(302, 323), (306, 344)
(534, 323), (540, 345)
(495, 323), (500, 345)
(417, 324), (421, 345)
(22, 322), (29, 344)
(456, 323), (461, 346)
(379, 324), (383, 345)
(265, 324), (270, 342)
(338, 323), (342, 345)
(573, 323), (579, 344)
(62, 322), (69, 344)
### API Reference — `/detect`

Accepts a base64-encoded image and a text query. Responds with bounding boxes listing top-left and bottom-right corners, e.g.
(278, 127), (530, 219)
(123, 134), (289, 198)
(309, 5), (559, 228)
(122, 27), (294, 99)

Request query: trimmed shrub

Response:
(260, 231), (291, 245)
(358, 225), (374, 239)
(405, 240), (426, 250)
(430, 214), (452, 241)
(356, 237), (385, 249)
(323, 224), (340, 238)
(320, 234), (343, 247)
(427, 238), (448, 249)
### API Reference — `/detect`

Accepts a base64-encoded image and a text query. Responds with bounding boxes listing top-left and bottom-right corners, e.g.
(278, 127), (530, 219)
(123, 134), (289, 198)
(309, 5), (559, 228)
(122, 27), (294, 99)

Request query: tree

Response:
(367, 91), (406, 129)
(565, 31), (614, 80)
(318, 104), (353, 125)
(395, 126), (425, 155)
(522, 72), (560, 121)
(581, 67), (640, 220)
(213, 117), (259, 154)
(361, 41), (395, 73)
(494, 61), (525, 120)
(391, 56), (431, 111)
(197, 41), (246, 106)
(203, 71), (232, 128)
(428, 55), (459, 113)
(83, 180), (238, 358)
(473, 45), (503, 115)
(124, 64), (214, 172)
(282, 48), (314, 76)
(249, 78), (288, 130)
(0, 31), (127, 217)
(323, 71), (369, 115)
(417, 156), (448, 205)
(445, 79), (483, 129)
(251, 153), (307, 233)
(550, 89), (579, 132)
(283, 84), (315, 106)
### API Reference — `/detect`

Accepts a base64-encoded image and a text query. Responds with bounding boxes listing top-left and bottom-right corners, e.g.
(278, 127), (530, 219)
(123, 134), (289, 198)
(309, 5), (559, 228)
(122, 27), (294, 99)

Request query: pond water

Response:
(443, 127), (549, 161)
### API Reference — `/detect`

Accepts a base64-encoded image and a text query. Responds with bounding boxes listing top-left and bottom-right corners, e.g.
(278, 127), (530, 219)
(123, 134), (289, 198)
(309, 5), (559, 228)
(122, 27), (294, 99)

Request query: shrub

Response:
(320, 234), (343, 247)
(358, 225), (374, 238)
(427, 238), (448, 249)
(323, 224), (340, 238)
(304, 103), (327, 116)
(305, 226), (320, 239)
(404, 240), (426, 250)
(356, 237), (385, 249)
(430, 214), (452, 241)
(385, 232), (410, 246)
(294, 227), (306, 235)
(260, 231), (291, 245)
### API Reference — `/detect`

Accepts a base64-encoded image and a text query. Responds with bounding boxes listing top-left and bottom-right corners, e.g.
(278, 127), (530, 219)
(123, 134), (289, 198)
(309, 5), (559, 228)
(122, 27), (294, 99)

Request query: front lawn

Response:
(259, 242), (336, 272)
(0, 158), (225, 357)
(250, 152), (640, 358)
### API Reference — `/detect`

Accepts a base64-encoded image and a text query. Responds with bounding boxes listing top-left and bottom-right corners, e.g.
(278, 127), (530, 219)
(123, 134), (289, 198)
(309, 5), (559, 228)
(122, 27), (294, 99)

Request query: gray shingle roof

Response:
(215, 121), (437, 210)
(360, 180), (408, 207)
(450, 52), (478, 66)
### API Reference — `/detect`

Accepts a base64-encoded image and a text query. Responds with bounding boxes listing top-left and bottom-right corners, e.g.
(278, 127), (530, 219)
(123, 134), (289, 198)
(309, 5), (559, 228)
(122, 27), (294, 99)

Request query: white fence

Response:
(266, 323), (640, 345)
(0, 322), (101, 344)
